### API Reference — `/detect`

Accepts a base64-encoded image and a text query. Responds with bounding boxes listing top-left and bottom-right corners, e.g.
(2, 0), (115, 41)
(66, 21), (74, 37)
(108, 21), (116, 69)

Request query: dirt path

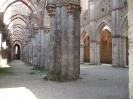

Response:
(0, 60), (129, 99)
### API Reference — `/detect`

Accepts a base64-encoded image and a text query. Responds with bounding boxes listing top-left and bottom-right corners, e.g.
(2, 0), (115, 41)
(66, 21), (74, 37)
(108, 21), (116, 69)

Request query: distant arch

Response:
(96, 21), (111, 41)
(6, 14), (32, 34)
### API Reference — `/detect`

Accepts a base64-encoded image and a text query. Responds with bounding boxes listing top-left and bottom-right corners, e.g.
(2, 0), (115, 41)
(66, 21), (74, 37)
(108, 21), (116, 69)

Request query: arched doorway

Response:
(13, 44), (20, 60)
(100, 25), (112, 64)
(84, 33), (90, 62)
(80, 31), (90, 63)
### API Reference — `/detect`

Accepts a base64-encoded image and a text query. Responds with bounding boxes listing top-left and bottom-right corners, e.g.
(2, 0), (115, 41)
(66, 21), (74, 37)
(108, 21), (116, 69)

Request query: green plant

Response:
(0, 68), (12, 75)
(43, 76), (48, 80)
(124, 0), (127, 5)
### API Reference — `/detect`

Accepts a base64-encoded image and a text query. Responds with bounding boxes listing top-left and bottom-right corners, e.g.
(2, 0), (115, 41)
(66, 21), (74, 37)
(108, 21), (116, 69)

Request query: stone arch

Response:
(10, 32), (25, 39)
(6, 14), (32, 34)
(10, 30), (25, 37)
(12, 40), (22, 60)
(119, 14), (128, 66)
(96, 20), (111, 41)
(0, 0), (36, 13)
(1, 0), (42, 25)
(100, 28), (112, 64)
(96, 21), (112, 64)
(13, 44), (21, 59)
(9, 24), (26, 34)
(80, 30), (90, 63)
(9, 27), (25, 34)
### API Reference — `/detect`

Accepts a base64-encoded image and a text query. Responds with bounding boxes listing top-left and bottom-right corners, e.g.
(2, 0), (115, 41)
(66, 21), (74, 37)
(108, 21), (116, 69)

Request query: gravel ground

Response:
(0, 60), (129, 99)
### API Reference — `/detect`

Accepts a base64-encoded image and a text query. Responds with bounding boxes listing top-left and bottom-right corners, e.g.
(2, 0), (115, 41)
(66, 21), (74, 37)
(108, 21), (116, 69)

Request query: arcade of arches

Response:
(0, 0), (132, 99)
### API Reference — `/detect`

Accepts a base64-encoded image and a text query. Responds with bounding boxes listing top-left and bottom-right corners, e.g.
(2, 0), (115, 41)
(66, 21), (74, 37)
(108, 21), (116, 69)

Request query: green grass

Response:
(0, 68), (12, 76)
(30, 69), (49, 76)
(25, 62), (33, 66)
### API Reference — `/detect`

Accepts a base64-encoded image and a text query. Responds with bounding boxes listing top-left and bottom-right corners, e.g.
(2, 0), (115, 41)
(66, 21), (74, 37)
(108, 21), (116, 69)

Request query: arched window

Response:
(15, 46), (18, 54)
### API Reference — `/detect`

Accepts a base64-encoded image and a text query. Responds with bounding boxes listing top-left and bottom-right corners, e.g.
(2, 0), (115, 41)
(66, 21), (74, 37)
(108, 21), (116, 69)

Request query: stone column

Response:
(128, 1), (133, 98)
(47, 5), (56, 80)
(60, 3), (68, 80)
(74, 6), (80, 78)
(32, 36), (35, 65)
(37, 28), (41, 69)
(112, 36), (119, 66)
(28, 37), (32, 63)
(33, 27), (39, 69)
(90, 41), (100, 65)
(111, 0), (121, 67)
(6, 39), (10, 62)
(40, 27), (45, 69)
(30, 36), (34, 64)
(67, 4), (75, 78)
(55, 2), (61, 79)
(121, 36), (127, 67)
(80, 45), (84, 63)
(44, 27), (50, 69)
(8, 42), (11, 62)
(67, 2), (79, 78)
(33, 33), (38, 69)
(25, 41), (28, 62)
(89, 0), (96, 65)
(111, 8), (120, 67)
(22, 43), (27, 62)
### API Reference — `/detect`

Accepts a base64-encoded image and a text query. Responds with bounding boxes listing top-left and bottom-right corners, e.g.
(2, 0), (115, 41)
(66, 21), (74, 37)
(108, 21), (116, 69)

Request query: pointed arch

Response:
(96, 20), (111, 41)
(6, 14), (32, 34)
(9, 24), (26, 34)
(0, 0), (36, 13)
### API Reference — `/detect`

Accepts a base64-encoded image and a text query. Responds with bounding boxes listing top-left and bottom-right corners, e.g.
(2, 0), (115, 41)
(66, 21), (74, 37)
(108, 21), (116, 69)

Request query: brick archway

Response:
(100, 27), (112, 64)
(1, 0), (41, 26)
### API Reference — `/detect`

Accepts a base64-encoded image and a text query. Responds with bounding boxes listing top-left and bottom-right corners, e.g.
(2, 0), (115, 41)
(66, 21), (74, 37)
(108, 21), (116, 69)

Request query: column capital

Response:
(44, 28), (50, 34)
(46, 4), (56, 17)
(67, 0), (80, 15)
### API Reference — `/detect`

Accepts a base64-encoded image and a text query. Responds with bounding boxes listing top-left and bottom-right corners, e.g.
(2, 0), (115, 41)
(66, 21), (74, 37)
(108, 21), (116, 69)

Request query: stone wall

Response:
(80, 0), (128, 67)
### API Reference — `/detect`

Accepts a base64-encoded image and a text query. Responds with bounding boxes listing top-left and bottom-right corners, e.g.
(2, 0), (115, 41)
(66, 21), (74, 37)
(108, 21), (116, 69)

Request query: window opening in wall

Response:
(15, 46), (18, 54)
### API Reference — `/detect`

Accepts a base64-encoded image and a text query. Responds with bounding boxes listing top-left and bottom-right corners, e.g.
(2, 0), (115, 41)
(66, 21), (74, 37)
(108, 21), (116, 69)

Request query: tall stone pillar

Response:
(47, 4), (56, 80)
(37, 28), (41, 69)
(121, 37), (127, 66)
(74, 5), (80, 78)
(6, 39), (10, 62)
(112, 0), (120, 67)
(128, 0), (133, 98)
(55, 2), (61, 79)
(40, 27), (45, 69)
(89, 0), (100, 65)
(80, 45), (84, 63)
(32, 36), (35, 65)
(28, 38), (31, 63)
(25, 41), (28, 62)
(90, 41), (100, 65)
(46, 0), (80, 80)
(67, 3), (75, 78)
(30, 36), (34, 64)
(33, 27), (39, 69)
(44, 27), (50, 69)
(60, 3), (68, 80)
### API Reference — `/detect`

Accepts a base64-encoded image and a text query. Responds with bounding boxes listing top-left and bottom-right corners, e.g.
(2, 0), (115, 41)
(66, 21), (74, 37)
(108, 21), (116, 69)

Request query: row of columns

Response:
(21, 27), (50, 69)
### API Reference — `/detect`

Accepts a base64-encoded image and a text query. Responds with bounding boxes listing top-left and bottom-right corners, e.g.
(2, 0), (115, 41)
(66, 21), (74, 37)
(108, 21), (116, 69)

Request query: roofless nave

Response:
(0, 0), (132, 99)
